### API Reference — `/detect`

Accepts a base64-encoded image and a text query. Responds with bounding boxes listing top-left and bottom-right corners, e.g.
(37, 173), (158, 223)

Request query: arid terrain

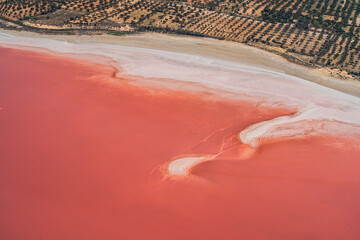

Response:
(1, 0), (359, 79)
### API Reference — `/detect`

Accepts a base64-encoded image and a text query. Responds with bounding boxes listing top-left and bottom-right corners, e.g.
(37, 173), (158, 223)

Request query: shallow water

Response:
(0, 46), (359, 240)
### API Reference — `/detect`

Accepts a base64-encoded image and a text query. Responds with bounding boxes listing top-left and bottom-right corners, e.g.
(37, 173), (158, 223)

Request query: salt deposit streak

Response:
(168, 156), (212, 176)
(239, 106), (360, 147)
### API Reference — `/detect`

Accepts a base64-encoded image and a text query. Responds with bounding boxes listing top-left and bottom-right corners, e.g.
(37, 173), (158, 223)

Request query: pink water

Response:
(0, 46), (359, 240)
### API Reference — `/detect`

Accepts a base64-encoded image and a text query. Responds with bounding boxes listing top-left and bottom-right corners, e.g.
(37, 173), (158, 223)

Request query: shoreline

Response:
(1, 28), (360, 97)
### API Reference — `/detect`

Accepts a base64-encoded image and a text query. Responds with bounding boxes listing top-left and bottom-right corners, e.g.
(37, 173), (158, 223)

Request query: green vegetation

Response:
(262, 8), (344, 33)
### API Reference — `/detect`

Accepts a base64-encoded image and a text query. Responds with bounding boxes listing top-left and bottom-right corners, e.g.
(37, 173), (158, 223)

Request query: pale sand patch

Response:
(1, 29), (359, 97)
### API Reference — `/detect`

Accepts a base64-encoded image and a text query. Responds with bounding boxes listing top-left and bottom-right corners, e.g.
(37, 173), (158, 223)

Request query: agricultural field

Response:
(1, 0), (359, 76)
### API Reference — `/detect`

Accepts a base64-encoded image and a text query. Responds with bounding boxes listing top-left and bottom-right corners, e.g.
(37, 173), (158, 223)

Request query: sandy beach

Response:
(1, 29), (360, 97)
